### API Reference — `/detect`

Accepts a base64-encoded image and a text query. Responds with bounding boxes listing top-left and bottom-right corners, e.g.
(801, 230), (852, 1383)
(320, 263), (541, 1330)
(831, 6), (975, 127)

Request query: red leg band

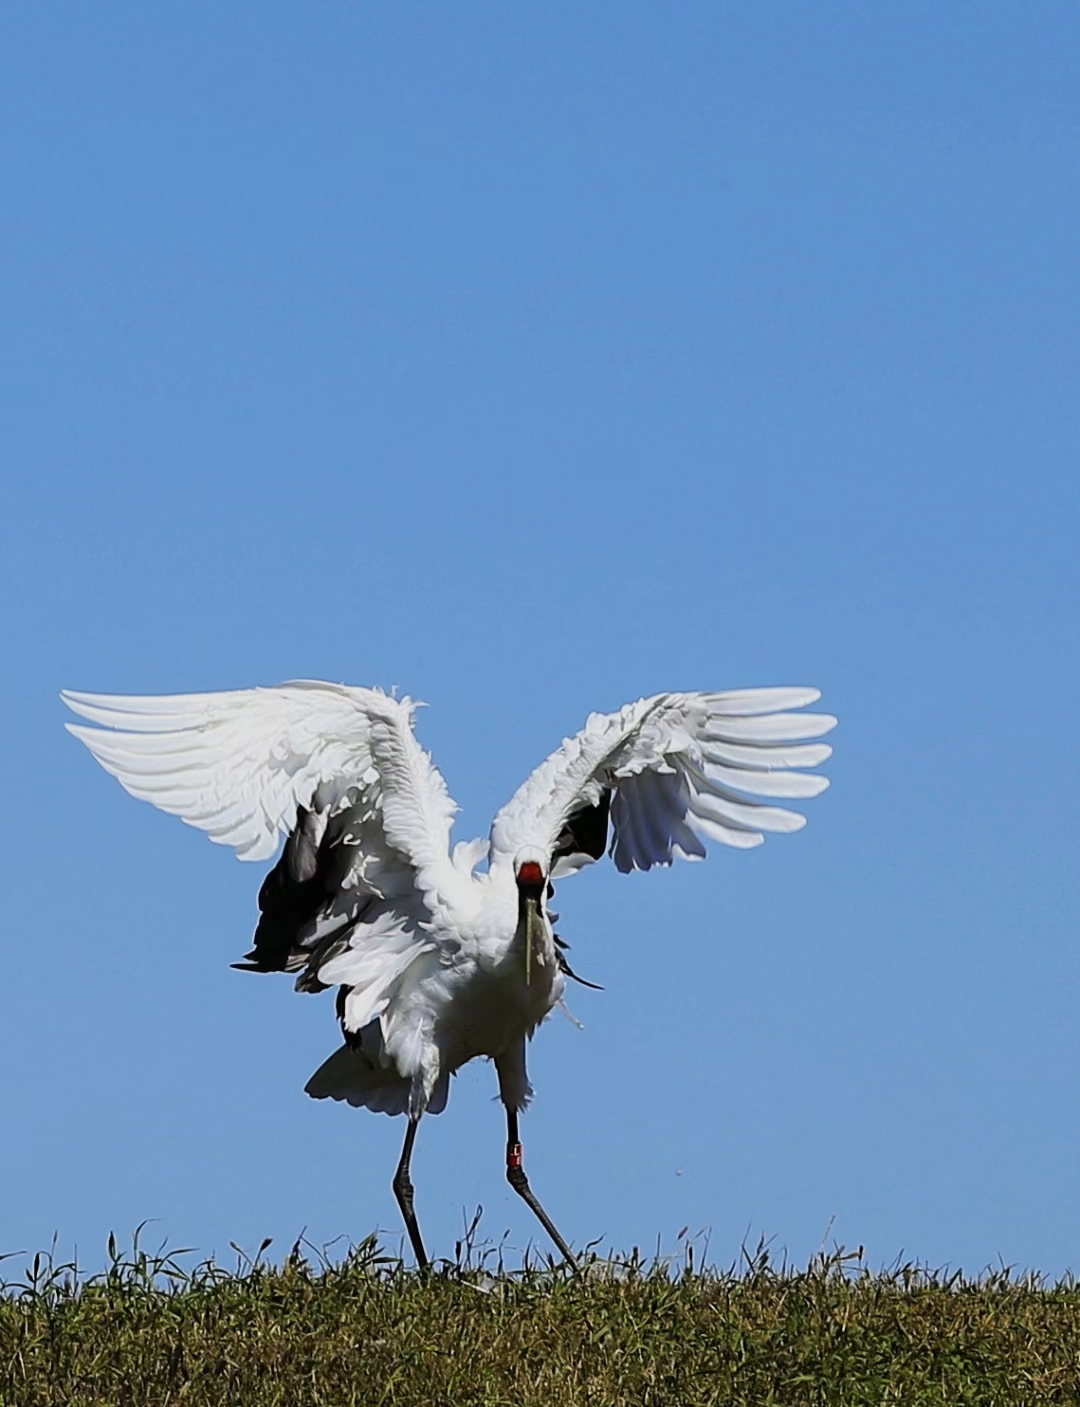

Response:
(507, 1142), (523, 1169)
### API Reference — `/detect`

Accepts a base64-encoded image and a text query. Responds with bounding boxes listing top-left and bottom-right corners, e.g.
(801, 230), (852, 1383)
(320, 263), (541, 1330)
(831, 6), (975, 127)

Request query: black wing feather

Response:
(233, 796), (369, 975)
(551, 789), (611, 868)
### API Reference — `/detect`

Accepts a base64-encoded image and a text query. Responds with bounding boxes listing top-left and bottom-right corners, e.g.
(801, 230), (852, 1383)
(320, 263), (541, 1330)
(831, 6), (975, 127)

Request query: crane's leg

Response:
(392, 1116), (428, 1269)
(504, 1107), (578, 1270)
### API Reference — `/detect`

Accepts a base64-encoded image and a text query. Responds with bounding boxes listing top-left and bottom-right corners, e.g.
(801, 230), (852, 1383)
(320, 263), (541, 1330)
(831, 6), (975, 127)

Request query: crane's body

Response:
(63, 681), (836, 1266)
(302, 859), (564, 1121)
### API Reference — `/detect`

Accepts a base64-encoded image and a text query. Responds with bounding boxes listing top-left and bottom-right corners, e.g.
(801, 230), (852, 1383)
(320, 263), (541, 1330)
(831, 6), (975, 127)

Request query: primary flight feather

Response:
(63, 680), (836, 1267)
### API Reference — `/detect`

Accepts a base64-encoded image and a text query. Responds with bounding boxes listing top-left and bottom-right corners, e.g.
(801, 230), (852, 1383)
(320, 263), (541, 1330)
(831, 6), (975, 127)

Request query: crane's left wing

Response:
(489, 688), (836, 878)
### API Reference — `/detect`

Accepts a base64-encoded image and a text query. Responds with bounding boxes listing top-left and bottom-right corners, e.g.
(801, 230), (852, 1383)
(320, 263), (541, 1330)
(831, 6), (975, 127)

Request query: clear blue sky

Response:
(2, 3), (1077, 1276)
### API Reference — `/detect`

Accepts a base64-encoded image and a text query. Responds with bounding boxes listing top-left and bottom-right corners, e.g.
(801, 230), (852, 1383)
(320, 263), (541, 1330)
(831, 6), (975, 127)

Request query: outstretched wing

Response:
(62, 682), (465, 1025)
(489, 688), (836, 878)
(62, 681), (454, 864)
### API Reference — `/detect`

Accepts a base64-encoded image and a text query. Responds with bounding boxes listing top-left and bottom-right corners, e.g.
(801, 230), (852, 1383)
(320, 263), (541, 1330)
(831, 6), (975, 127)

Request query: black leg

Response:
(505, 1108), (578, 1269)
(392, 1117), (428, 1269)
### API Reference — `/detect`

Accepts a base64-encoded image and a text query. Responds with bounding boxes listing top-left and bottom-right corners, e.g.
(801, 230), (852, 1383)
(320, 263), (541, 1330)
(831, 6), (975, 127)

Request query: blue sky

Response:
(1, 3), (1078, 1275)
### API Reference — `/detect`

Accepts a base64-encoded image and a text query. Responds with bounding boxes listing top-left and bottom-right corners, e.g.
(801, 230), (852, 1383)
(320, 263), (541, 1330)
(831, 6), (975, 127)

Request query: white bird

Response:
(62, 681), (836, 1267)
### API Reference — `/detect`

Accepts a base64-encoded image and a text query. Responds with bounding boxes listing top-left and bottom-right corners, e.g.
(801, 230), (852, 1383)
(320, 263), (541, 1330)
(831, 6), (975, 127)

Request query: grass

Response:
(3, 1230), (1080, 1405)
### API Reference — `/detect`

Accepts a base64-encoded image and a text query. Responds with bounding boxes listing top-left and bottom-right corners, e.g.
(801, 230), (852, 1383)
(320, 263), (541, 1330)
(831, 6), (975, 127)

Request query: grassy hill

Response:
(3, 1234), (1079, 1405)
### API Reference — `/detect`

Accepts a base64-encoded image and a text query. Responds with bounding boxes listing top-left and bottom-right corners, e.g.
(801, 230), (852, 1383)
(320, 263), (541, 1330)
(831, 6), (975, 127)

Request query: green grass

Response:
(3, 1233), (1080, 1405)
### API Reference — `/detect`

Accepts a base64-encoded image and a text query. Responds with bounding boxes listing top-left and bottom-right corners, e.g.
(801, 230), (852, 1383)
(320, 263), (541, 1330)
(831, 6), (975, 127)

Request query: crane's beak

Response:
(515, 865), (546, 985)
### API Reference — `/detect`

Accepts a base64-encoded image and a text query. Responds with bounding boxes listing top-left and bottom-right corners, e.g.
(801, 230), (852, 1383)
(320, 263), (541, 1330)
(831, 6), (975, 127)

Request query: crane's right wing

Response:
(62, 681), (456, 863)
(62, 682), (466, 1031)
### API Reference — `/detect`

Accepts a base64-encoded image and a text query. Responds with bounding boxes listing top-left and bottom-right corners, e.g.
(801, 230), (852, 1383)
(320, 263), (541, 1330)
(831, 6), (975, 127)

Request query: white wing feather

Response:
(62, 682), (470, 1052)
(490, 687), (836, 876)
(61, 681), (459, 885)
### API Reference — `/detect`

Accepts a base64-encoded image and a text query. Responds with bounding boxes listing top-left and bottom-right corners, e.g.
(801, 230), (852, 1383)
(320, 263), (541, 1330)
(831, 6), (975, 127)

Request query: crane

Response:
(62, 681), (836, 1268)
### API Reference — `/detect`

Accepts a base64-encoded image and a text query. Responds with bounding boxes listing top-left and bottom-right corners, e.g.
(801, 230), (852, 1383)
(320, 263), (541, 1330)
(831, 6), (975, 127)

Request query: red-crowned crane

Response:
(62, 682), (836, 1267)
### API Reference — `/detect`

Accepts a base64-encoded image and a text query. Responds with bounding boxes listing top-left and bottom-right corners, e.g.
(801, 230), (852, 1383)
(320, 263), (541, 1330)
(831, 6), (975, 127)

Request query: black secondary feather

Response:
(551, 789), (611, 868)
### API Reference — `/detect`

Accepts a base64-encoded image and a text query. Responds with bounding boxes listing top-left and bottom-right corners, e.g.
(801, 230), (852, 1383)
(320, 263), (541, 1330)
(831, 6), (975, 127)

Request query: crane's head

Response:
(513, 847), (547, 892)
